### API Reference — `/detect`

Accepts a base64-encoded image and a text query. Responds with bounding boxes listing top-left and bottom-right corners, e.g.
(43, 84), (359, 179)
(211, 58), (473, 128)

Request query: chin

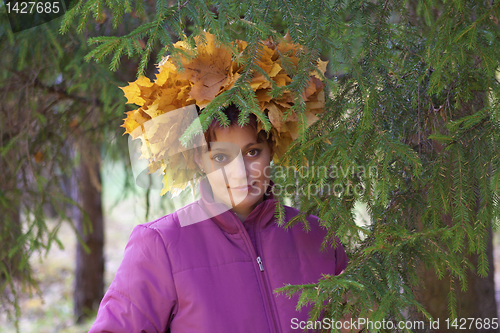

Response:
(234, 192), (264, 209)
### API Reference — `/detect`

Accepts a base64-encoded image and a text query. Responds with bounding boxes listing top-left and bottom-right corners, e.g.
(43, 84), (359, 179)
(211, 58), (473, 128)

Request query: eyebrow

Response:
(210, 148), (226, 153)
(242, 142), (258, 151)
(206, 142), (259, 153)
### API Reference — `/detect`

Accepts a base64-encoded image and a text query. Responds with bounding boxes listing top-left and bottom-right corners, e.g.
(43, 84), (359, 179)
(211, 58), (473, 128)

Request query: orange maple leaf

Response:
(176, 32), (233, 104)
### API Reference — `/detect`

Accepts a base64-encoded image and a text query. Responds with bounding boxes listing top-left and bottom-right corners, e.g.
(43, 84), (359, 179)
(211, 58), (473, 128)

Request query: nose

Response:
(226, 150), (248, 184)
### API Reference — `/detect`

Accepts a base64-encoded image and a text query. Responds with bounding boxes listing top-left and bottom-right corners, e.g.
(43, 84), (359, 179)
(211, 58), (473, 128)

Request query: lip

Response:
(228, 182), (255, 190)
(229, 185), (252, 190)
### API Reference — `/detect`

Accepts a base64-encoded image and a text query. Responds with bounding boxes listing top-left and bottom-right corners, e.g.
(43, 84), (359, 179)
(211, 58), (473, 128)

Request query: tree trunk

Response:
(0, 149), (22, 292)
(417, 226), (498, 332)
(0, 191), (21, 288)
(72, 144), (105, 323)
(416, 90), (498, 332)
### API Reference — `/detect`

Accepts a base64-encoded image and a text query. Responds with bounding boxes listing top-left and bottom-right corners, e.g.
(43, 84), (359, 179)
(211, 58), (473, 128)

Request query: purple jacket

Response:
(89, 180), (348, 332)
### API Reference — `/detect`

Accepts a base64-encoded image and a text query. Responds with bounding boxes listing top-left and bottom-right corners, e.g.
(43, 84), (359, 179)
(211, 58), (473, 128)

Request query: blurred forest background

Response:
(1, 0), (500, 332)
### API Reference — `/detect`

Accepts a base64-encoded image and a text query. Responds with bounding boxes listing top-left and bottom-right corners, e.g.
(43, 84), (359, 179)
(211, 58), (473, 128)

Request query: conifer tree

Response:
(67, 0), (499, 328)
(2, 0), (499, 331)
(0, 3), (148, 328)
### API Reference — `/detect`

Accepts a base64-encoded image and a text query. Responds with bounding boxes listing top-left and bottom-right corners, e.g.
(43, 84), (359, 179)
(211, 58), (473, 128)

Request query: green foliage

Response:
(0, 3), (140, 328)
(275, 0), (499, 327)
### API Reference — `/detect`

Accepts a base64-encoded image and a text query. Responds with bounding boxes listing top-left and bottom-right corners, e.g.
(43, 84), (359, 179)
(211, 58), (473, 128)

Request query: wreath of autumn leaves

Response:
(121, 32), (327, 195)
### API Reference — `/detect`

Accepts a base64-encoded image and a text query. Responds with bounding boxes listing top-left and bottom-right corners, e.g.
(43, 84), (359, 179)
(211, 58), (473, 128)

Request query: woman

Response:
(89, 33), (348, 333)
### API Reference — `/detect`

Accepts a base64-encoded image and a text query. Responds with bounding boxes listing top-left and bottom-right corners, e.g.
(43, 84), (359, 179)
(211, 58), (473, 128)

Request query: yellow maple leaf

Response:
(122, 109), (152, 138)
(195, 99), (212, 110)
(256, 44), (276, 74)
(143, 102), (161, 119)
(273, 73), (291, 87)
(136, 76), (154, 87)
(155, 59), (177, 86)
(250, 74), (271, 90)
(305, 90), (326, 111)
(121, 110), (139, 135)
(155, 87), (181, 113)
(306, 101), (325, 110)
(311, 59), (328, 79)
(221, 72), (241, 93)
(133, 109), (151, 126)
(181, 150), (198, 170)
(276, 39), (300, 68)
(273, 96), (293, 109)
(304, 109), (320, 126)
(272, 130), (294, 161)
(287, 121), (299, 140)
(256, 89), (272, 103)
(266, 103), (288, 133)
(148, 160), (162, 174)
(176, 32), (232, 104)
(120, 83), (146, 106)
(268, 63), (282, 77)
(282, 108), (298, 122)
(121, 76), (159, 107)
(176, 87), (193, 108)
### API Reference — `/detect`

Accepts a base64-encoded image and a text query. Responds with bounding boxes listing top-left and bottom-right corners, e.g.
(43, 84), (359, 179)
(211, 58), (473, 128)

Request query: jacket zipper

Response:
(253, 224), (281, 333)
(256, 256), (264, 271)
(231, 209), (280, 333)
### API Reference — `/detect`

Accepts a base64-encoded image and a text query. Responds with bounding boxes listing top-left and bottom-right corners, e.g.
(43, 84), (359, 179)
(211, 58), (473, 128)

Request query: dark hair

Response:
(199, 104), (274, 150)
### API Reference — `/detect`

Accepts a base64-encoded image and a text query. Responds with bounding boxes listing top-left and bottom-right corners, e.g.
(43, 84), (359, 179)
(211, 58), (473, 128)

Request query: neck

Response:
(232, 210), (250, 223)
(217, 195), (264, 222)
(201, 178), (271, 223)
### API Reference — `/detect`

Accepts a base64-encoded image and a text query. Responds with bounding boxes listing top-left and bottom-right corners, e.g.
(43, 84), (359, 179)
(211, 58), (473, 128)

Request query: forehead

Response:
(211, 125), (259, 144)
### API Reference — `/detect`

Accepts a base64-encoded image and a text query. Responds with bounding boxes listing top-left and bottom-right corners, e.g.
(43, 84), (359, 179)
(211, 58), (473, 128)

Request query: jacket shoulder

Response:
(281, 205), (323, 229)
(134, 210), (179, 248)
(280, 204), (348, 274)
(138, 200), (215, 248)
(148, 197), (203, 225)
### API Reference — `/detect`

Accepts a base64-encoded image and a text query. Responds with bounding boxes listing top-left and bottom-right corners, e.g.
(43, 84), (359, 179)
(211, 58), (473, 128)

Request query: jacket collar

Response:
(198, 178), (277, 234)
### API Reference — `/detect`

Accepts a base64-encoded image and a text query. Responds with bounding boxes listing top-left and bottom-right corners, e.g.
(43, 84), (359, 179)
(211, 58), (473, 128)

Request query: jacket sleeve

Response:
(89, 224), (178, 333)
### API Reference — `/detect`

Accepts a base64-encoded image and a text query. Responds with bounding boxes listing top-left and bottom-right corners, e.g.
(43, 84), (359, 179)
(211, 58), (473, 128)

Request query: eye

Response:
(246, 149), (261, 157)
(212, 153), (227, 163)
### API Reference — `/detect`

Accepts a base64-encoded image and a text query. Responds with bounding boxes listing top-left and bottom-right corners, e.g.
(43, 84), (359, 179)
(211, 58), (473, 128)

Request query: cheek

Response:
(200, 155), (213, 171)
(249, 159), (271, 180)
(207, 170), (226, 187)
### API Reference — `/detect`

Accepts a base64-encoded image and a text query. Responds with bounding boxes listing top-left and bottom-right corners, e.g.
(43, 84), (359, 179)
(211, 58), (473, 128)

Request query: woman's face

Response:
(196, 125), (273, 216)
